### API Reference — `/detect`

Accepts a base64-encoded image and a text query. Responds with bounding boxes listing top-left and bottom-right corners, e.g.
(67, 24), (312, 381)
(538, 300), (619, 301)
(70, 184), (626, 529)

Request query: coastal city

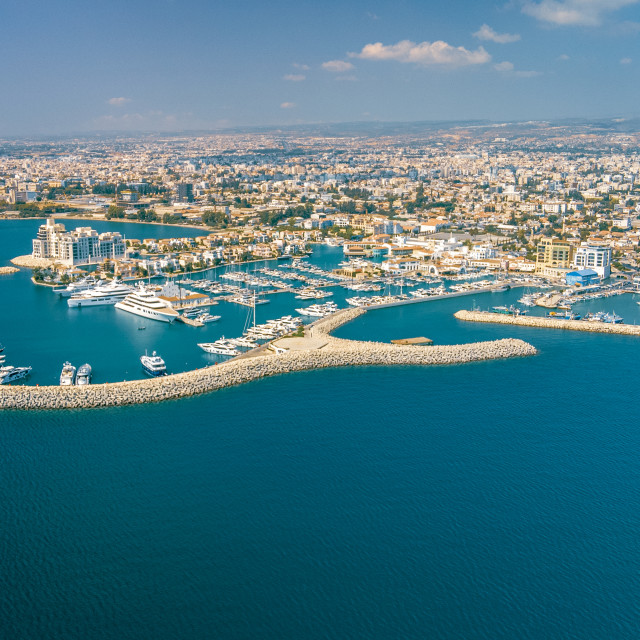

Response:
(1, 121), (640, 392)
(4, 0), (640, 637)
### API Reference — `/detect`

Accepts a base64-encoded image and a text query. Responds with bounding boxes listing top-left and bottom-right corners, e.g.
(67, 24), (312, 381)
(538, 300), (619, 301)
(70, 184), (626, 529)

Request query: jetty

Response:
(0, 308), (536, 411)
(454, 309), (640, 336)
(390, 337), (433, 346)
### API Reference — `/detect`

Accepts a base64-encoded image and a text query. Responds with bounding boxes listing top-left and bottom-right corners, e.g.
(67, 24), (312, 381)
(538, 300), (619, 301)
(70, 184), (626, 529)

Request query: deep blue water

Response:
(2, 220), (640, 639)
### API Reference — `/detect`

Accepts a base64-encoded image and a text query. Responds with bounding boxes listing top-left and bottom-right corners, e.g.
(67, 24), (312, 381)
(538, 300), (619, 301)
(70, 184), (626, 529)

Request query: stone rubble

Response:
(454, 309), (640, 336)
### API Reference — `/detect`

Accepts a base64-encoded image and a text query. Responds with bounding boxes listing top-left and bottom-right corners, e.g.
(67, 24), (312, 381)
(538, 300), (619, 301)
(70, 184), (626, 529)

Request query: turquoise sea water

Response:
(2, 220), (640, 639)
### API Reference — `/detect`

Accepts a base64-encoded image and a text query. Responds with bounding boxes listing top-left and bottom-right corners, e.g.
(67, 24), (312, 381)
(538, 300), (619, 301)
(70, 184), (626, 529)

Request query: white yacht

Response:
(140, 351), (167, 376)
(59, 361), (76, 386)
(68, 280), (133, 307)
(197, 340), (239, 356)
(75, 363), (92, 385)
(54, 275), (99, 297)
(115, 286), (179, 323)
(197, 313), (221, 323)
(229, 294), (269, 307)
(0, 365), (32, 384)
(296, 302), (338, 317)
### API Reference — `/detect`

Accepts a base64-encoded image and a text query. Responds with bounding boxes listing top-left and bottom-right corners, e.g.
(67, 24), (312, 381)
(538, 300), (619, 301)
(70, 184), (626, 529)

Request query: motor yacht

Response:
(140, 351), (167, 376)
(59, 361), (76, 386)
(115, 286), (179, 323)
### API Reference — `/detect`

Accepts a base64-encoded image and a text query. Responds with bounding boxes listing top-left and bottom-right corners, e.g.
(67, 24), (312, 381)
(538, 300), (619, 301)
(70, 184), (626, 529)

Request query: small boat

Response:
(197, 313), (221, 323)
(137, 326), (146, 330)
(75, 363), (92, 385)
(140, 351), (167, 377)
(59, 361), (76, 386)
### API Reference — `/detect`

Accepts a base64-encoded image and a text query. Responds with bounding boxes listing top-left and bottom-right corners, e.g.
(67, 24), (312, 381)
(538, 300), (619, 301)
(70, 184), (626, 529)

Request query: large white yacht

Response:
(68, 279), (133, 307)
(0, 365), (32, 385)
(53, 275), (99, 297)
(197, 340), (240, 356)
(115, 286), (179, 323)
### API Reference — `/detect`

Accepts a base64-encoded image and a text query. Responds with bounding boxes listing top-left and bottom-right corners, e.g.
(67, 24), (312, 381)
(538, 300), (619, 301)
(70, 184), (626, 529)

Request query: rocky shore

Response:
(0, 308), (537, 411)
(11, 254), (54, 268)
(0, 266), (19, 275)
(455, 309), (640, 336)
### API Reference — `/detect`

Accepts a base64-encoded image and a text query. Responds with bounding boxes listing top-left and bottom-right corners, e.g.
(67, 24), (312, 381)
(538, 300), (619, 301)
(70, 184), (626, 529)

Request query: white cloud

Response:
(522, 0), (640, 27)
(558, 53), (571, 60)
(350, 40), (491, 67)
(107, 97), (131, 106)
(322, 60), (355, 72)
(494, 61), (542, 76)
(280, 102), (296, 109)
(292, 63), (310, 70)
(284, 74), (306, 81)
(473, 24), (521, 43)
(620, 57), (632, 63)
(494, 61), (515, 71)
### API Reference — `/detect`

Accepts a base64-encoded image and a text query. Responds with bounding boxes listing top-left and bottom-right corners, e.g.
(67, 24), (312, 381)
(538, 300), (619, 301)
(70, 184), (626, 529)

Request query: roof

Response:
(567, 269), (599, 277)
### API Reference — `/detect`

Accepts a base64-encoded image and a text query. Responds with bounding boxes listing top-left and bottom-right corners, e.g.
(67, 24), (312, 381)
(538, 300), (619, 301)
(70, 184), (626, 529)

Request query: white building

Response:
(32, 218), (126, 266)
(573, 244), (611, 279)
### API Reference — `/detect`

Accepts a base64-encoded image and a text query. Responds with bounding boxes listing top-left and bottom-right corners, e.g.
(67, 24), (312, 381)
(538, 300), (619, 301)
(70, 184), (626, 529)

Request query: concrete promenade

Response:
(454, 310), (640, 336)
(0, 308), (537, 410)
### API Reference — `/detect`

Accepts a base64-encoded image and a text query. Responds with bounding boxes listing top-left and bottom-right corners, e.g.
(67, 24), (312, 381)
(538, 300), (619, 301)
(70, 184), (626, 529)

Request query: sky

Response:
(1, 0), (639, 134)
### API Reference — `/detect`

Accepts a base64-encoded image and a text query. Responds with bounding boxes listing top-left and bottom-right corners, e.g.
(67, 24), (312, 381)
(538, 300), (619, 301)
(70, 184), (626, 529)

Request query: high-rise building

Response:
(573, 243), (611, 278)
(32, 218), (126, 266)
(176, 183), (194, 203)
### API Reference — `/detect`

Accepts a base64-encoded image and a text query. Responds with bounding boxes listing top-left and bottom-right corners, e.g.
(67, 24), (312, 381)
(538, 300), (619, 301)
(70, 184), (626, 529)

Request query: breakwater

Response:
(0, 266), (19, 275)
(0, 308), (537, 410)
(455, 310), (640, 336)
(11, 254), (54, 268)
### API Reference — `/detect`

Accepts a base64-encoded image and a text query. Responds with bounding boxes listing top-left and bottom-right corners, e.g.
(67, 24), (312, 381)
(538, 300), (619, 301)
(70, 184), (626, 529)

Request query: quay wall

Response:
(0, 307), (536, 411)
(454, 310), (640, 336)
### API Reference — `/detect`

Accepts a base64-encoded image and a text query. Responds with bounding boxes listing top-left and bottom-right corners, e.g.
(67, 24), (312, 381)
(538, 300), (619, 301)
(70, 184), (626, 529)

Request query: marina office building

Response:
(32, 218), (126, 266)
(573, 243), (612, 279)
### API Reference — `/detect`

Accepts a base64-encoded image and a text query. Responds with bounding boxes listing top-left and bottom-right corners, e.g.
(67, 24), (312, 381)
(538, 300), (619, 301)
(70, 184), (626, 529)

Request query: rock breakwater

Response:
(0, 308), (537, 410)
(455, 310), (640, 336)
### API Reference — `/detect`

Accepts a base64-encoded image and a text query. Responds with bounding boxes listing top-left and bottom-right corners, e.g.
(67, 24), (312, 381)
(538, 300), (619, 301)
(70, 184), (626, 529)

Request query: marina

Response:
(3, 222), (640, 387)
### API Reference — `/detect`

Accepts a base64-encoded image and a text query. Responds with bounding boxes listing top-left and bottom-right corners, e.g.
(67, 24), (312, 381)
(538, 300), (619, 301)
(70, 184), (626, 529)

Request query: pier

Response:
(454, 310), (640, 336)
(0, 308), (536, 411)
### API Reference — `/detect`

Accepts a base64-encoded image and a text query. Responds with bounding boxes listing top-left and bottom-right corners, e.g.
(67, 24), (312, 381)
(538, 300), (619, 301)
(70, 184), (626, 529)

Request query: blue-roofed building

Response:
(566, 269), (600, 286)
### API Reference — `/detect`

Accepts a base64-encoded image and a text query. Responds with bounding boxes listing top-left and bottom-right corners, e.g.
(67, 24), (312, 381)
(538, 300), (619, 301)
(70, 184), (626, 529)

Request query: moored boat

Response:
(75, 363), (92, 385)
(115, 286), (179, 323)
(59, 361), (76, 386)
(0, 365), (32, 385)
(140, 351), (167, 376)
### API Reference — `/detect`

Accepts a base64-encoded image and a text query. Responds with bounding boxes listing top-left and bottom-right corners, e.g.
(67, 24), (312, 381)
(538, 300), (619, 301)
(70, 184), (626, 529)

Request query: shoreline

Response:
(0, 308), (537, 411)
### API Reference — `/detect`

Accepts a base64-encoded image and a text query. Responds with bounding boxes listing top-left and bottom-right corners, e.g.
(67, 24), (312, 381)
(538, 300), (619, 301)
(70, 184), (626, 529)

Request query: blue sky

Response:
(1, 0), (639, 134)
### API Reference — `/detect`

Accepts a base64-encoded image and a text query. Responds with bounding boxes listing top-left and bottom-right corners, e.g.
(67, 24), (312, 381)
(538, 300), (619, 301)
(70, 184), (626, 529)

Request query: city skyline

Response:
(1, 0), (639, 135)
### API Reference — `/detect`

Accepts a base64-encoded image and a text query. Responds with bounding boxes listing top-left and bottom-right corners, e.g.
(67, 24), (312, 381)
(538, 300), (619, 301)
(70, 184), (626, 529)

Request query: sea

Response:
(1, 219), (640, 639)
